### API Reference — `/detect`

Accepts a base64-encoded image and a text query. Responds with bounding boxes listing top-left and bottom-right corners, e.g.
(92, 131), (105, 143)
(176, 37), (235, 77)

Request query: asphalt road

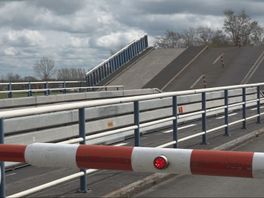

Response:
(164, 46), (264, 91)
(134, 132), (264, 198)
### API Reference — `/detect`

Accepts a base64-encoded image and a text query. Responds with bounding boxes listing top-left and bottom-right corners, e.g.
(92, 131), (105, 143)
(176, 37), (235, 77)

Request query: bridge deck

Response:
(107, 48), (185, 89)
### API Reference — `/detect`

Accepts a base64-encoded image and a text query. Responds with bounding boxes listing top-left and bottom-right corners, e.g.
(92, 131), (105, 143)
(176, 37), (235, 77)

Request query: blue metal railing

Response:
(0, 81), (124, 99)
(86, 35), (148, 86)
(1, 82), (264, 197)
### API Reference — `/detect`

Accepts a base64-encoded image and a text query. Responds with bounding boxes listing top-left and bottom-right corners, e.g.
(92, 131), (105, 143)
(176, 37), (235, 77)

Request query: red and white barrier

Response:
(0, 143), (264, 178)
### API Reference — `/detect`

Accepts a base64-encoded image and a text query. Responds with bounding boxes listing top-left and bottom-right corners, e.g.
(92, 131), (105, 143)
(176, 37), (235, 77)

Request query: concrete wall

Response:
(0, 89), (158, 109)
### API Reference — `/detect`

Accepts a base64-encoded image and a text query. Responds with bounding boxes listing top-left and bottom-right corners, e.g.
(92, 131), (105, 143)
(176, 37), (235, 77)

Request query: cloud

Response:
(3, 47), (18, 56)
(0, 0), (264, 77)
(95, 30), (146, 49)
(1, 30), (45, 47)
(30, 0), (85, 15)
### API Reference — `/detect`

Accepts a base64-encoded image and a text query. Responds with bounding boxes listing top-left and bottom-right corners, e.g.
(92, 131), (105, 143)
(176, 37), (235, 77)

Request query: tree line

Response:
(0, 56), (87, 82)
(155, 9), (264, 48)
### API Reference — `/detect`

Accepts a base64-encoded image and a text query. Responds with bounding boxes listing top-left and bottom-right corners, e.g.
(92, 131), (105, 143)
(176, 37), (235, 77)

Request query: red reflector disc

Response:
(153, 155), (168, 169)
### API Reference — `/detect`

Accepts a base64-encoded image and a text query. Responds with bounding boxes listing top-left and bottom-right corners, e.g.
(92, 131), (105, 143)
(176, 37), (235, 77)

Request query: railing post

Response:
(202, 92), (207, 144)
(7, 82), (12, 98)
(242, 87), (247, 129)
(172, 96), (178, 148)
(134, 101), (140, 146)
(63, 81), (67, 94)
(144, 35), (148, 48)
(79, 108), (88, 193)
(0, 119), (6, 198)
(257, 86), (261, 124)
(224, 90), (229, 136)
(44, 82), (49, 96)
(28, 82), (32, 97)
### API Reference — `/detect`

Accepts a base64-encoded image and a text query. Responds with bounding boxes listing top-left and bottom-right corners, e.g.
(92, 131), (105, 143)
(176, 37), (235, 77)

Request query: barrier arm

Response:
(0, 143), (264, 178)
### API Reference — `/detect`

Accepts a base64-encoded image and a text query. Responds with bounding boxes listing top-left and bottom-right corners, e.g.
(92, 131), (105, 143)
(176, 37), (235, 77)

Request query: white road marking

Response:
(190, 75), (205, 89)
(6, 172), (16, 177)
(216, 112), (237, 119)
(162, 124), (196, 134)
(213, 53), (224, 64)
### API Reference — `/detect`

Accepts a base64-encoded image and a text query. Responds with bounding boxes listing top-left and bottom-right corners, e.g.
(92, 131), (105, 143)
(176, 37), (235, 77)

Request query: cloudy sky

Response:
(0, 0), (264, 78)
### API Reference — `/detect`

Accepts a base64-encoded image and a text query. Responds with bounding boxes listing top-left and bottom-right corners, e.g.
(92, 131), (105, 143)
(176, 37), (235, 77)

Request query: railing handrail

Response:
(0, 85), (124, 93)
(0, 82), (263, 119)
(86, 35), (147, 75)
(0, 81), (86, 86)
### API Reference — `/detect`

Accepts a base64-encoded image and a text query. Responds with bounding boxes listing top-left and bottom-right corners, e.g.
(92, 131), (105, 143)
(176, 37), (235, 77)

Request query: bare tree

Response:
(182, 27), (198, 47)
(197, 27), (216, 45)
(211, 30), (231, 47)
(154, 30), (185, 48)
(250, 23), (264, 46)
(57, 68), (86, 80)
(34, 56), (55, 80)
(154, 27), (231, 48)
(6, 73), (21, 82)
(24, 76), (38, 82)
(223, 9), (262, 46)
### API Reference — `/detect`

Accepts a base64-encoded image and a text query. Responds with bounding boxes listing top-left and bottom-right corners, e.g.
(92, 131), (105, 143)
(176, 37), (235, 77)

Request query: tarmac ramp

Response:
(101, 45), (264, 92)
(144, 46), (206, 90)
(105, 48), (185, 89)
(247, 50), (264, 84)
(164, 46), (264, 91)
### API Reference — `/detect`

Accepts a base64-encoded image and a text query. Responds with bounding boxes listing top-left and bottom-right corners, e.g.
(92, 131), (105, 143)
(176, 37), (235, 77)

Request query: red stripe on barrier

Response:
(0, 144), (26, 162)
(191, 150), (254, 178)
(76, 145), (133, 171)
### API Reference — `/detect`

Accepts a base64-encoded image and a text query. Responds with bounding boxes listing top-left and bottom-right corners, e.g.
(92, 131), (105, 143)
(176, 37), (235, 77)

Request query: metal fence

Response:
(1, 82), (264, 197)
(0, 81), (124, 98)
(86, 35), (148, 86)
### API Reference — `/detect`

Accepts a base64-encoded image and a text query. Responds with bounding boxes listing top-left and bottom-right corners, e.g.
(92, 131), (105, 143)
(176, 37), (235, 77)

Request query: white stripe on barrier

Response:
(252, 152), (264, 178)
(25, 143), (79, 169)
(131, 147), (192, 174)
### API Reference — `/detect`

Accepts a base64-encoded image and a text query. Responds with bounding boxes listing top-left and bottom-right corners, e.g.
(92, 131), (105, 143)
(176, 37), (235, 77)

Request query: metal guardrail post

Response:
(224, 90), (229, 136)
(0, 119), (5, 198)
(202, 92), (207, 144)
(242, 87), (247, 129)
(7, 82), (12, 98)
(44, 82), (49, 96)
(134, 101), (140, 146)
(28, 82), (32, 97)
(172, 96), (178, 148)
(78, 108), (88, 193)
(257, 86), (261, 124)
(63, 81), (67, 94)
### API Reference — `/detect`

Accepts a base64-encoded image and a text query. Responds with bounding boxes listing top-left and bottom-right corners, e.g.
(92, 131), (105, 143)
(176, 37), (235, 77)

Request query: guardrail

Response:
(1, 82), (264, 197)
(0, 81), (124, 98)
(86, 35), (148, 86)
